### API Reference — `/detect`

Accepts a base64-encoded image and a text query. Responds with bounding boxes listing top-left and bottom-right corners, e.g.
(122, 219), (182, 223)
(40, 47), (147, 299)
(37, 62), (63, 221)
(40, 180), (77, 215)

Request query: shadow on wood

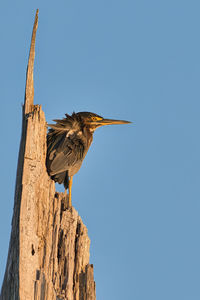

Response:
(0, 10), (96, 300)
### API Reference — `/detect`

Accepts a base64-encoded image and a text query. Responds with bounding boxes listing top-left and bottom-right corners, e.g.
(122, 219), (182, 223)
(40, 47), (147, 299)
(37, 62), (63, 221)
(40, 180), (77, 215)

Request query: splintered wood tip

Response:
(24, 9), (39, 114)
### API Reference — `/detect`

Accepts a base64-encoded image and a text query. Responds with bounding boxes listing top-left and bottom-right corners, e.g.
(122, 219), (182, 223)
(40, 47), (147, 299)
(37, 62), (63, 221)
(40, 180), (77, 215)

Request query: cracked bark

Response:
(0, 10), (96, 300)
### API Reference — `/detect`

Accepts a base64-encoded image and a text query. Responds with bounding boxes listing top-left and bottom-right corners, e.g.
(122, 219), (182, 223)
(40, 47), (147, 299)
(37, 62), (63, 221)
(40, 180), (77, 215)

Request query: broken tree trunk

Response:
(0, 10), (96, 300)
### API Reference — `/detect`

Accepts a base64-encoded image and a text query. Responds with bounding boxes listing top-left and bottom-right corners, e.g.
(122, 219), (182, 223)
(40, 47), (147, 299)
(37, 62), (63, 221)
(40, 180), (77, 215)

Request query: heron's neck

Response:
(82, 126), (93, 148)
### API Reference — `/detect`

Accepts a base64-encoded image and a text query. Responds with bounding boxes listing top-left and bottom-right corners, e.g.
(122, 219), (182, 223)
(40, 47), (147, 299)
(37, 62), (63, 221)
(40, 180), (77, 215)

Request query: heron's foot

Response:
(68, 176), (73, 208)
(68, 194), (72, 208)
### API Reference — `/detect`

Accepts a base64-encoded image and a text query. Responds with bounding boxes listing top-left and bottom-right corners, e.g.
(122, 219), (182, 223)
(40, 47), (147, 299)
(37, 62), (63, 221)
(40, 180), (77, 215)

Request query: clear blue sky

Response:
(1, 1), (200, 299)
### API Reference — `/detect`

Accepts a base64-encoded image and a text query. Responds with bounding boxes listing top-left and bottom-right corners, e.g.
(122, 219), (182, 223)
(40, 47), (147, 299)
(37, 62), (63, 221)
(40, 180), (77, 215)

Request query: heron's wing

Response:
(47, 132), (84, 176)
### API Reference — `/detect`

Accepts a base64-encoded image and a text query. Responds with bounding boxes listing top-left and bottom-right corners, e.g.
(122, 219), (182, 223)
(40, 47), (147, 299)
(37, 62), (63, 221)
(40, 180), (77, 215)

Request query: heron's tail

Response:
(51, 171), (69, 189)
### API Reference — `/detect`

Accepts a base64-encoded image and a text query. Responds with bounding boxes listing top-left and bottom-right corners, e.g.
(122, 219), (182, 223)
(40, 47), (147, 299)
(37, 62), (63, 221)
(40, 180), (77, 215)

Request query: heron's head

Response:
(76, 111), (131, 132)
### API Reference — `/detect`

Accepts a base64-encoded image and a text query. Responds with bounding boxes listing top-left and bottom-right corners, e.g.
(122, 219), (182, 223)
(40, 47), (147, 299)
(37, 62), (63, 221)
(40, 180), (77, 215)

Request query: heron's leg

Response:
(68, 176), (73, 207)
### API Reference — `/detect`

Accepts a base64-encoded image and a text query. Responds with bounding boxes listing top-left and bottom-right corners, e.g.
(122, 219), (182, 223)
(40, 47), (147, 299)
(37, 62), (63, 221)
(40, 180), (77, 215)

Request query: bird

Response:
(46, 111), (131, 207)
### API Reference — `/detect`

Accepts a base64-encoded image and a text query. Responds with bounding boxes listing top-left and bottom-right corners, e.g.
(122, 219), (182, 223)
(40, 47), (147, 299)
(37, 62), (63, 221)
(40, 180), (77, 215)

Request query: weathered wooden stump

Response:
(0, 10), (96, 300)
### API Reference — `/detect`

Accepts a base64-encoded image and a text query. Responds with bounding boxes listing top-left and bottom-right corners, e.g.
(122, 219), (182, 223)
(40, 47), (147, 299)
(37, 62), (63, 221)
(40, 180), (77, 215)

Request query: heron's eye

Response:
(91, 116), (102, 121)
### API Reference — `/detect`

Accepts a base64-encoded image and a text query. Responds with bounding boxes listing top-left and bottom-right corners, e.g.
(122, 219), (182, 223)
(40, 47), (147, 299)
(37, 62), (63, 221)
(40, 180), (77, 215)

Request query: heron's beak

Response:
(95, 118), (132, 126)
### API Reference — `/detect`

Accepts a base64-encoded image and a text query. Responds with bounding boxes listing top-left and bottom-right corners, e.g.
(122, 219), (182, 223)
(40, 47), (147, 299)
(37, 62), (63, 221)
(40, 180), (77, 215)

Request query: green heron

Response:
(46, 111), (131, 207)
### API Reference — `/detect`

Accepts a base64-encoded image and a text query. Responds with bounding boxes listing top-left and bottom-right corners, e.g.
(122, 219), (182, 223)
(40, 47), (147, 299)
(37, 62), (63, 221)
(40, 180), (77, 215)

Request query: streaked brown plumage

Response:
(46, 111), (131, 206)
